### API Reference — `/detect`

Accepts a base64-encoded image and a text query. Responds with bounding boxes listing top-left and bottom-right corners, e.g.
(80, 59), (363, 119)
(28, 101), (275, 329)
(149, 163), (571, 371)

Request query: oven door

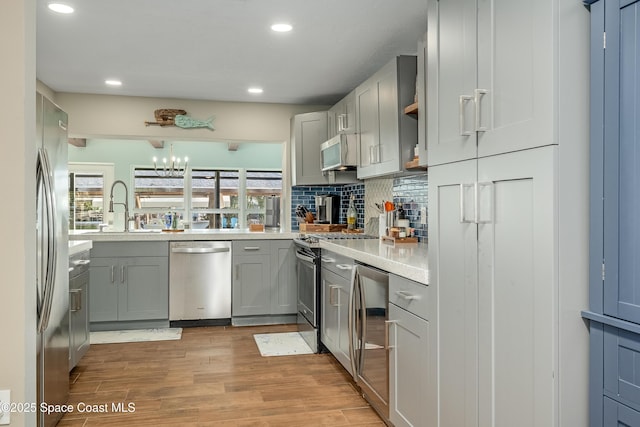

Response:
(296, 249), (317, 326)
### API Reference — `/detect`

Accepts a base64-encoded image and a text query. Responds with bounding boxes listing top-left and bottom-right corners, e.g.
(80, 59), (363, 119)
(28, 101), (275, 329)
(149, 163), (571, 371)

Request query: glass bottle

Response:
(347, 194), (357, 230)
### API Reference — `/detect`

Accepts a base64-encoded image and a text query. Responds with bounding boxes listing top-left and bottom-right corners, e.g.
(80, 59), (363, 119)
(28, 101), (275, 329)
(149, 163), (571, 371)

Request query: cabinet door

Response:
(356, 78), (379, 175)
(477, 147), (556, 427)
(342, 90), (356, 134)
(69, 272), (90, 370)
(321, 269), (340, 355)
(377, 63), (401, 175)
(476, 0), (554, 157)
(119, 256), (169, 321)
(604, 397), (640, 427)
(428, 159), (478, 427)
(232, 255), (271, 316)
(291, 112), (329, 186)
(426, 0), (478, 166)
(417, 32), (428, 166)
(89, 257), (119, 322)
(336, 283), (352, 375)
(389, 304), (432, 427)
(270, 240), (296, 314)
(603, 0), (640, 324)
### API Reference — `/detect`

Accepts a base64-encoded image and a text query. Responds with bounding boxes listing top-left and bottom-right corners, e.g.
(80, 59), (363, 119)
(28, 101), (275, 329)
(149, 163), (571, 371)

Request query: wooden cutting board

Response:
(299, 223), (347, 232)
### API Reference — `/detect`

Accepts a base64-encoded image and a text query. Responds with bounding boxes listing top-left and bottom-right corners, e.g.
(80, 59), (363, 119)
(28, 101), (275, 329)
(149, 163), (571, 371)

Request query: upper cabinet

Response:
(427, 0), (556, 166)
(416, 32), (428, 167)
(328, 90), (357, 139)
(291, 111), (358, 186)
(355, 55), (418, 179)
(291, 111), (328, 186)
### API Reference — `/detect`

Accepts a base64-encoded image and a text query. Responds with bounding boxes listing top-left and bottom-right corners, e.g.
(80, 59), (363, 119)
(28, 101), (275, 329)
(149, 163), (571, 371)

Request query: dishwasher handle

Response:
(171, 247), (231, 254)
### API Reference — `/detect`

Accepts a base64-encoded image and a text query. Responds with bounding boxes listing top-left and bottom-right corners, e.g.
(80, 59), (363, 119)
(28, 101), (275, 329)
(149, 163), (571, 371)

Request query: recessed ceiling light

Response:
(105, 79), (122, 87)
(248, 87), (263, 94)
(271, 23), (292, 33)
(48, 3), (74, 14)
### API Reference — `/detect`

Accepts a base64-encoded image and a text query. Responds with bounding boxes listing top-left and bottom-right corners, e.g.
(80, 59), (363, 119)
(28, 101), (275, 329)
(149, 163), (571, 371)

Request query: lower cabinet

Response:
(69, 270), (89, 370)
(388, 274), (434, 427)
(604, 397), (640, 426)
(321, 266), (352, 374)
(89, 242), (169, 324)
(232, 240), (296, 318)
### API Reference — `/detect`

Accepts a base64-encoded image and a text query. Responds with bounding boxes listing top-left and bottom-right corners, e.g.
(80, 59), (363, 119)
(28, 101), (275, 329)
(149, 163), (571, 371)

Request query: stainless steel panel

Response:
(353, 264), (390, 423)
(295, 250), (317, 327)
(297, 312), (318, 352)
(169, 241), (232, 320)
(36, 94), (70, 427)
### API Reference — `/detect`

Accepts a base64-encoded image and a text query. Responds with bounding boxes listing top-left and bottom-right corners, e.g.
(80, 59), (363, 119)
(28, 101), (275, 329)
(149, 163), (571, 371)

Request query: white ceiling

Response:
(36, 0), (428, 105)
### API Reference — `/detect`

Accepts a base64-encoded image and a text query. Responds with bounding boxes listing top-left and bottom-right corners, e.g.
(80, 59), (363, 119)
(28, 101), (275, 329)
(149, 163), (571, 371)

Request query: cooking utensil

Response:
(384, 201), (394, 212)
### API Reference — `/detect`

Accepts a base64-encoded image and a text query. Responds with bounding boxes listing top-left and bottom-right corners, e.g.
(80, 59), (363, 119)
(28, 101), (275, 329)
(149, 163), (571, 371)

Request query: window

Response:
(246, 170), (283, 224)
(68, 163), (114, 230)
(132, 167), (281, 229)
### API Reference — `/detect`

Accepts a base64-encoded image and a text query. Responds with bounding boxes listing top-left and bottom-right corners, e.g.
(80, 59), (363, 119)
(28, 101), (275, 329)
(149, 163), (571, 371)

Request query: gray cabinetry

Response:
(89, 242), (169, 328)
(355, 55), (417, 179)
(270, 240), (297, 315)
(416, 32), (428, 167)
(426, 0), (556, 166)
(232, 240), (297, 322)
(320, 250), (354, 374)
(388, 274), (433, 427)
(69, 249), (90, 370)
(328, 90), (356, 139)
(429, 147), (557, 426)
(291, 111), (328, 186)
(232, 241), (271, 316)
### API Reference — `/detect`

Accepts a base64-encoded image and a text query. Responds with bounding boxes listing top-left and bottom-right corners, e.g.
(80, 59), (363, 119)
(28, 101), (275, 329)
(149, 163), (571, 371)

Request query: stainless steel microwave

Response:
(320, 134), (357, 171)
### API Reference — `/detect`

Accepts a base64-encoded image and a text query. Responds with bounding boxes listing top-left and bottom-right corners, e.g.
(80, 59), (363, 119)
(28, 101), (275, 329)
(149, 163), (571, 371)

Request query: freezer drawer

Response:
(169, 241), (232, 321)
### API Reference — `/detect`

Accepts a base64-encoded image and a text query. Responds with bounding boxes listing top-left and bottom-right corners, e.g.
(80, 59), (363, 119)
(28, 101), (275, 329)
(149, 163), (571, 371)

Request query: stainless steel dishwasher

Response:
(169, 241), (232, 326)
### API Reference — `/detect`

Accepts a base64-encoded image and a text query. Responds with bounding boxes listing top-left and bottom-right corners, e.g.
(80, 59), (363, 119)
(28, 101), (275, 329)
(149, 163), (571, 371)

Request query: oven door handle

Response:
(295, 251), (316, 264)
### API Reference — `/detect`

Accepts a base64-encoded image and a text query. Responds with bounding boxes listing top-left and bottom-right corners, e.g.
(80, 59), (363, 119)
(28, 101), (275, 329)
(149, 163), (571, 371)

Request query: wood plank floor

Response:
(59, 324), (385, 426)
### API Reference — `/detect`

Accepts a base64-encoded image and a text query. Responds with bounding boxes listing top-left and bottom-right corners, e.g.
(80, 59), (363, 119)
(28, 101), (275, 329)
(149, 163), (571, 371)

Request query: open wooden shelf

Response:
(405, 158), (427, 171)
(404, 102), (418, 115)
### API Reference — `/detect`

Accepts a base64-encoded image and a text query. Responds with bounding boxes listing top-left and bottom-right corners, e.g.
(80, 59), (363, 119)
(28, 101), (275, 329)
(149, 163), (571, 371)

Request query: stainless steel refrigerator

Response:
(36, 93), (69, 427)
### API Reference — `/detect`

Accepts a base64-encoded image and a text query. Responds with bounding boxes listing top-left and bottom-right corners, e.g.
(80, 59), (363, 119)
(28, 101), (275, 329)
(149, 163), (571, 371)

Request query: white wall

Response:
(0, 0), (37, 426)
(55, 92), (329, 143)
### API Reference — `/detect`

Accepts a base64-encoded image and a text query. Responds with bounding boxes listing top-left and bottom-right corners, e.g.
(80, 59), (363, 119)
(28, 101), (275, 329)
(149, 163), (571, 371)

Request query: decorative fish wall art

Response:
(145, 108), (215, 130)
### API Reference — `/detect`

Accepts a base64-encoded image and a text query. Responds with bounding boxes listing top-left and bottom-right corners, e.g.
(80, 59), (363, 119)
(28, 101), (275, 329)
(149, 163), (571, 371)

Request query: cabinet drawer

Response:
(321, 250), (354, 279)
(604, 397), (640, 426)
(389, 274), (429, 320)
(91, 241), (168, 258)
(232, 240), (270, 255)
(604, 325), (640, 409)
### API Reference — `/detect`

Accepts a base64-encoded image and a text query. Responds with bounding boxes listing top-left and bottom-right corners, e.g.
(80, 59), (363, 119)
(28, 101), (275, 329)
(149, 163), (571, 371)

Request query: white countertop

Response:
(320, 239), (429, 285)
(69, 239), (93, 255)
(69, 229), (298, 242)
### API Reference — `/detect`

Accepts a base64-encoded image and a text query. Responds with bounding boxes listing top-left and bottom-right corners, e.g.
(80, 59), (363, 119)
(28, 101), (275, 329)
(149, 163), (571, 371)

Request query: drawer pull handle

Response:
(395, 290), (419, 301)
(243, 247), (260, 251)
(336, 264), (352, 270)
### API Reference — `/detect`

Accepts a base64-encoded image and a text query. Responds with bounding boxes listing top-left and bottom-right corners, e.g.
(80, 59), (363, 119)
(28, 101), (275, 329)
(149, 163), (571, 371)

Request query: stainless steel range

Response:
(293, 233), (377, 353)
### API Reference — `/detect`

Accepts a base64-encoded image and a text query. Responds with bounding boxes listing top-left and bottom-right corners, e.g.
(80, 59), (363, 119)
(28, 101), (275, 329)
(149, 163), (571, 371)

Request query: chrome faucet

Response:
(108, 180), (130, 232)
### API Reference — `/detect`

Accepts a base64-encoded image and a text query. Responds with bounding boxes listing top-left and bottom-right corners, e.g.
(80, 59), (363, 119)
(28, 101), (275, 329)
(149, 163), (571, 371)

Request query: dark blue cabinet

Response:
(587, 0), (640, 425)
(602, 0), (640, 324)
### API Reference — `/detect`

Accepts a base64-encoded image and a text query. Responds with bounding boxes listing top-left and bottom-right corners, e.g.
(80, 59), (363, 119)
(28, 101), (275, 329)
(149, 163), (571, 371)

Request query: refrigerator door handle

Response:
(36, 148), (58, 333)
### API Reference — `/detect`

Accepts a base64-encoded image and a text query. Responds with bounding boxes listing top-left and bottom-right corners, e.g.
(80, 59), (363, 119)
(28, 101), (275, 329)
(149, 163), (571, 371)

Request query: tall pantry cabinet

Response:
(427, 0), (591, 426)
(583, 0), (640, 425)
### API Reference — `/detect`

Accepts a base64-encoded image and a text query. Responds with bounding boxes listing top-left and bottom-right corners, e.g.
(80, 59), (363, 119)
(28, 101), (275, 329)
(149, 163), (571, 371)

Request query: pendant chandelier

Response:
(152, 144), (188, 177)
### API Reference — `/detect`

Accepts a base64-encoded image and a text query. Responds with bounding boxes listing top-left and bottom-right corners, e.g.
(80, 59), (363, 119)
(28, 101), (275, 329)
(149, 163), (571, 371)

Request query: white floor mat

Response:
(253, 332), (314, 356)
(90, 328), (182, 344)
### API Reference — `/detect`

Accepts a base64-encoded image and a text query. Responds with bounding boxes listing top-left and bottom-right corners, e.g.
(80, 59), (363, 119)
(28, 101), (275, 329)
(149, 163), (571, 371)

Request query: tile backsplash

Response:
(290, 184), (365, 231)
(291, 172), (428, 242)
